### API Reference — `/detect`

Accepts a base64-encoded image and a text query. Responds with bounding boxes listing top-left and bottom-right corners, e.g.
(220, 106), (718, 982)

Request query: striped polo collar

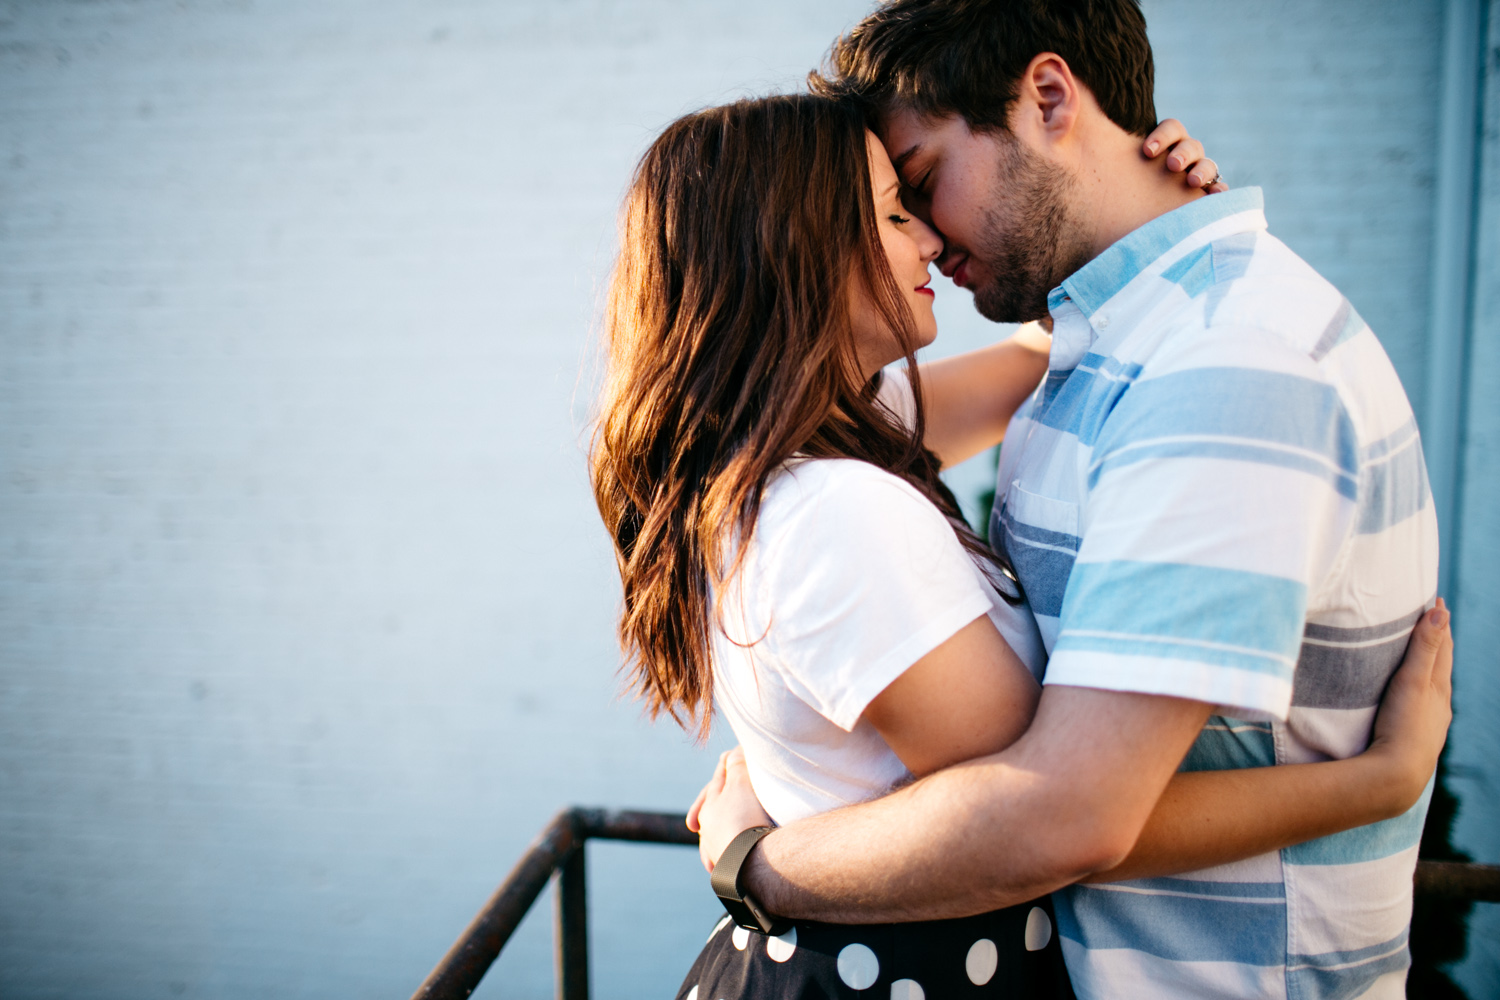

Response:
(1046, 186), (1267, 321)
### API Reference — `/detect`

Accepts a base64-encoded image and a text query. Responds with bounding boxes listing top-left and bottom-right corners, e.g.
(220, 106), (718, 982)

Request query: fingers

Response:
(1429, 598), (1454, 697)
(1141, 123), (1222, 190)
(724, 745), (749, 781)
(1403, 599), (1452, 684)
(1165, 138), (1206, 174)
(1143, 118), (1188, 158)
(1186, 156), (1219, 189)
(686, 785), (707, 833)
(687, 749), (734, 834)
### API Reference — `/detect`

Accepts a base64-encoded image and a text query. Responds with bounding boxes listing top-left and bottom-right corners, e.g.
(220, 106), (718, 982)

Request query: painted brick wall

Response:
(1451, 3), (1500, 993)
(0, 3), (878, 997)
(0, 2), (1478, 998)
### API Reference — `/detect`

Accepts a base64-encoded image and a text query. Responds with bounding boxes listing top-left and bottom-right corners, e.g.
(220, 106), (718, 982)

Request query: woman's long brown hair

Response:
(592, 94), (997, 739)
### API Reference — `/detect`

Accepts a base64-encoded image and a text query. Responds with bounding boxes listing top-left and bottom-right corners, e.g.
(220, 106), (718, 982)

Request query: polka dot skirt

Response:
(675, 896), (1075, 999)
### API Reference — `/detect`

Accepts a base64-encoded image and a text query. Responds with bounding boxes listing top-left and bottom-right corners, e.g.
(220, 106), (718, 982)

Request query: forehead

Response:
(877, 107), (988, 174)
(864, 128), (899, 190)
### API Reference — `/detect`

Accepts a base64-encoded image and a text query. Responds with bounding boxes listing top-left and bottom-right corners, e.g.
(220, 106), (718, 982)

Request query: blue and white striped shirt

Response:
(991, 188), (1437, 1000)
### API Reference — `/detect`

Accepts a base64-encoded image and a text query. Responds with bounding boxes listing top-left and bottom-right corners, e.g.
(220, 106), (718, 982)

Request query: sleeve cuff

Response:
(1042, 648), (1293, 722)
(825, 593), (994, 731)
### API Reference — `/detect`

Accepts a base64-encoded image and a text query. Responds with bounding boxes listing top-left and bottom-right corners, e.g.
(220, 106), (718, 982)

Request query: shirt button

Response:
(1097, 314), (1110, 329)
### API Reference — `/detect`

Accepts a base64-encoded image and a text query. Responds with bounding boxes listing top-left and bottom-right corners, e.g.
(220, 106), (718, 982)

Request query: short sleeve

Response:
(1044, 331), (1360, 720)
(752, 461), (994, 731)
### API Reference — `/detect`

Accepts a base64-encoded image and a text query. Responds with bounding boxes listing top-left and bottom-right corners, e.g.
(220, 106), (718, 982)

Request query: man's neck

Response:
(1069, 119), (1206, 262)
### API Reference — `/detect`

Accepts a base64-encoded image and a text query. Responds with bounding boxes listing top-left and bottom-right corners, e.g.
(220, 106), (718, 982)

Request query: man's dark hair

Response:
(811, 0), (1157, 137)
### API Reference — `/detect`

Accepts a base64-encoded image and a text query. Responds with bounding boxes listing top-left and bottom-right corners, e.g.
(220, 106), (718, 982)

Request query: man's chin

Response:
(973, 281), (1051, 325)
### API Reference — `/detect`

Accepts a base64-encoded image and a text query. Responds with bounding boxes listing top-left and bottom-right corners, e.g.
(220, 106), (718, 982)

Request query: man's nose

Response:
(936, 245), (963, 277)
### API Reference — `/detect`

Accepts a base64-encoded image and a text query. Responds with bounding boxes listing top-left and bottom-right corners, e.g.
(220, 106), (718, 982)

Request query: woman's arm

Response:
(1086, 601), (1454, 882)
(919, 323), (1050, 469)
(861, 613), (1040, 777)
(688, 610), (1041, 872)
(918, 119), (1222, 468)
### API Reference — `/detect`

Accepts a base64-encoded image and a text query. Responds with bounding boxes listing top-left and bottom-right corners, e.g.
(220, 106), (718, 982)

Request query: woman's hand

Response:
(686, 746), (773, 873)
(1365, 599), (1454, 814)
(1143, 118), (1227, 192)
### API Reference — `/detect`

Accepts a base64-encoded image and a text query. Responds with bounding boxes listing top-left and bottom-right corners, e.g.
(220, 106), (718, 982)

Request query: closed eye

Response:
(889, 213), (912, 224)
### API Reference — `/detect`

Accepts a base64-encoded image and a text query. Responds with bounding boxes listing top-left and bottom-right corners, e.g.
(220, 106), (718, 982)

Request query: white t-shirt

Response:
(711, 457), (1046, 825)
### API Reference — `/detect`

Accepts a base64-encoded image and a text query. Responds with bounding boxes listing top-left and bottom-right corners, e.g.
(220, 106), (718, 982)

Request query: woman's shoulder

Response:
(769, 455), (925, 498)
(747, 459), (956, 576)
(762, 458), (937, 528)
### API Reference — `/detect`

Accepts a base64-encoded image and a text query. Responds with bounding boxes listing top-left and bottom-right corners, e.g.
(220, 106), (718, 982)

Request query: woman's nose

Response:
(913, 216), (944, 262)
(921, 229), (944, 263)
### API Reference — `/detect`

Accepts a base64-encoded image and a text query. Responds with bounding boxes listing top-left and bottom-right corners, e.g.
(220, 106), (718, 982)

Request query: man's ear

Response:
(1010, 52), (1082, 147)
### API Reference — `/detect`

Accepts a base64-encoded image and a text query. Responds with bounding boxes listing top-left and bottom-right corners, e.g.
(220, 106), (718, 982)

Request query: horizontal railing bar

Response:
(410, 807), (1500, 1000)
(1415, 861), (1500, 902)
(575, 808), (698, 846)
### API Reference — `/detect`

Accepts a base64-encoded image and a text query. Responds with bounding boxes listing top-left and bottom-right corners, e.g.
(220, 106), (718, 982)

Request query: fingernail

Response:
(1427, 606), (1448, 627)
(1145, 141), (1159, 155)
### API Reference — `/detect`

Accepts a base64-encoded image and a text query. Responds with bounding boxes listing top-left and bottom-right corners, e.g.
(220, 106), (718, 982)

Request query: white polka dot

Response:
(766, 925), (798, 962)
(1024, 906), (1053, 952)
(684, 987), (698, 1000)
(890, 978), (924, 1000)
(837, 943), (880, 990)
(731, 925), (751, 951)
(706, 915), (730, 943)
(965, 937), (999, 985)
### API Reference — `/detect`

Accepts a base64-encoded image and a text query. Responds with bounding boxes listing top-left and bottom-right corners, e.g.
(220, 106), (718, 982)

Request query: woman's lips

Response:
(915, 284), (935, 298)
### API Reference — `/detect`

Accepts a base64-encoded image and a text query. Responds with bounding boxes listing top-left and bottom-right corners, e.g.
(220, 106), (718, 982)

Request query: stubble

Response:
(970, 138), (1089, 325)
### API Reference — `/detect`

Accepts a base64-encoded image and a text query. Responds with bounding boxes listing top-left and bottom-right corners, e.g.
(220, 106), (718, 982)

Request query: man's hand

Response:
(686, 746), (772, 872)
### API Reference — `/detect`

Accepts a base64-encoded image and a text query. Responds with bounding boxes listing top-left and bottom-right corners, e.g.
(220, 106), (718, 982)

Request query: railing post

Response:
(554, 841), (589, 1000)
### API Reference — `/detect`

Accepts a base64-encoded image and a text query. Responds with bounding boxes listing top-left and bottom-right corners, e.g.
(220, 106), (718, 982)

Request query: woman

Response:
(590, 94), (1452, 998)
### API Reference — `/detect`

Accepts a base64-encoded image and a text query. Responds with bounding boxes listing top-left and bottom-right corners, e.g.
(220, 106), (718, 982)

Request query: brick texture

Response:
(0, 1), (1476, 998)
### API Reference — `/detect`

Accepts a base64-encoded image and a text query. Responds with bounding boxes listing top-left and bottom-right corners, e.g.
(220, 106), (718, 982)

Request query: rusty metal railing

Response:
(410, 805), (1500, 1000)
(410, 808), (694, 1000)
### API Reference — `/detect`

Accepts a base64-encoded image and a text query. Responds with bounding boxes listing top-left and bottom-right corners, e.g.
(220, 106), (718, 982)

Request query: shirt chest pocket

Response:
(1005, 482), (1080, 538)
(997, 483), (1081, 620)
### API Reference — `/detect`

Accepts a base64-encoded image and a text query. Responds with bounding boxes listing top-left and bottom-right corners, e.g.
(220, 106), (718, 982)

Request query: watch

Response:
(709, 826), (789, 935)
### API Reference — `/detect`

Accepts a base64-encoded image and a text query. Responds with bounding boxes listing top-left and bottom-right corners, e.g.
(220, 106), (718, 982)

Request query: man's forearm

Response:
(744, 755), (1098, 922)
(741, 687), (1213, 923)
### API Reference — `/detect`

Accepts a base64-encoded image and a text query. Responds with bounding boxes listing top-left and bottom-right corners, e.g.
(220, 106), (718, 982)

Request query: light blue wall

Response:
(0, 3), (875, 998)
(1450, 2), (1500, 992)
(0, 2), (1491, 998)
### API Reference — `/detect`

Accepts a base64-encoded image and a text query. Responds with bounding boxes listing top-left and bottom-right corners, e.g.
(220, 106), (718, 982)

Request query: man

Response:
(695, 1), (1438, 997)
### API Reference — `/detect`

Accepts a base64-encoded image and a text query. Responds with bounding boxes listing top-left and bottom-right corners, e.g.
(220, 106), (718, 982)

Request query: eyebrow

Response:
(890, 143), (923, 175)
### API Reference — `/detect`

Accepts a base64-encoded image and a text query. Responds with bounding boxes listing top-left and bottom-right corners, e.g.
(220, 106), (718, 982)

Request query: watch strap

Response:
(709, 826), (786, 934)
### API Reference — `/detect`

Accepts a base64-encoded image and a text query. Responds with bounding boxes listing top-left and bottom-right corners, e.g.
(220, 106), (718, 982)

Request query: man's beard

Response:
(969, 138), (1088, 324)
